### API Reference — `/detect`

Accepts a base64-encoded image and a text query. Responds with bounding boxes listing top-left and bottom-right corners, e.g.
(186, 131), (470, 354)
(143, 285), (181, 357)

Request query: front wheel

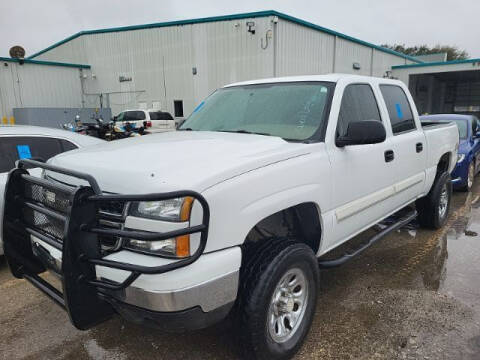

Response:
(237, 240), (319, 360)
(416, 172), (452, 229)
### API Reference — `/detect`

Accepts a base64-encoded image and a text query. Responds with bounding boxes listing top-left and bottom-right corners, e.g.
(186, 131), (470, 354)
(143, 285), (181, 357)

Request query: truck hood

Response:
(48, 131), (310, 193)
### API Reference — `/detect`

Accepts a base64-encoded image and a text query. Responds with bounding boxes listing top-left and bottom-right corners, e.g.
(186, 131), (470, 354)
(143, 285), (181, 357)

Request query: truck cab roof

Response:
(225, 73), (405, 88)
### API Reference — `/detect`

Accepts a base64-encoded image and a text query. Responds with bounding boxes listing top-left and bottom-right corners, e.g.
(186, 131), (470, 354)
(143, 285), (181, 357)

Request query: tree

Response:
(380, 44), (469, 61)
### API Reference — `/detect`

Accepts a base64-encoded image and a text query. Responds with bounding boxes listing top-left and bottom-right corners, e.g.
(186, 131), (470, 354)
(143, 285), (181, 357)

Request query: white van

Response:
(116, 109), (176, 133)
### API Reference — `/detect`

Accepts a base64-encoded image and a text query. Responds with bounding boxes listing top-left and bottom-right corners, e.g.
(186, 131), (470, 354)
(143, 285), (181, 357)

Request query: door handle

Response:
(384, 150), (394, 162)
(416, 142), (423, 153)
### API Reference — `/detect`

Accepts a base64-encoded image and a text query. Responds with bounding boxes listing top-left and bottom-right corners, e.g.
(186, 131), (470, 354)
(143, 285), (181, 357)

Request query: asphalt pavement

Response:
(1, 183), (480, 359)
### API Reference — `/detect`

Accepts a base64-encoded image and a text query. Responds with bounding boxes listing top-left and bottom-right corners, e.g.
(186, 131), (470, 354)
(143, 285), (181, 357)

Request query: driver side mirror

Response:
(336, 120), (386, 147)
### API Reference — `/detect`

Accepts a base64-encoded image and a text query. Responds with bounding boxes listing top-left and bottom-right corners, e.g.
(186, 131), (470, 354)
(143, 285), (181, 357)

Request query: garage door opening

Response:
(409, 70), (480, 117)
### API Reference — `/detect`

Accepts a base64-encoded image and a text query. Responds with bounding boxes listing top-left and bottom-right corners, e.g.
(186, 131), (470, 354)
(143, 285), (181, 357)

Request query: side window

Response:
(380, 85), (416, 135)
(0, 136), (16, 173)
(149, 111), (174, 120)
(337, 84), (381, 137)
(60, 139), (78, 152)
(0, 136), (71, 173)
(125, 111), (146, 120)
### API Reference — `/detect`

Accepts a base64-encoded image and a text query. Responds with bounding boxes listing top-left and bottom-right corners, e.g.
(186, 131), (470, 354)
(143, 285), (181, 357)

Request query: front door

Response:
(326, 83), (396, 249)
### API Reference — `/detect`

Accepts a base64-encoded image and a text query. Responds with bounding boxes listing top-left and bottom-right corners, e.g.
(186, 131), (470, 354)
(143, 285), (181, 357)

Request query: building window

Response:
(174, 100), (184, 117)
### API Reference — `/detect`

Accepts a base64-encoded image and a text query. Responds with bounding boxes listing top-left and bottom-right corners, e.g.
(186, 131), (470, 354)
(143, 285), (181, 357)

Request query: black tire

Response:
(237, 239), (319, 360)
(416, 172), (452, 229)
(459, 161), (475, 192)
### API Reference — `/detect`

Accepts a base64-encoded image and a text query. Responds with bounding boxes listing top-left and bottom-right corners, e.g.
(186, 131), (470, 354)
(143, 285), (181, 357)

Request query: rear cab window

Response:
(0, 136), (77, 173)
(380, 85), (416, 135)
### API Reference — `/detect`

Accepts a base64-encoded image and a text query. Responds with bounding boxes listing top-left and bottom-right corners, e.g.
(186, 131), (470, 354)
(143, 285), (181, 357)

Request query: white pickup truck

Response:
(2, 75), (458, 360)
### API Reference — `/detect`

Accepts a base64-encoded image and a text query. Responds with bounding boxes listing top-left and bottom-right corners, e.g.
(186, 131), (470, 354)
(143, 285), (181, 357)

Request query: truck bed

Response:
(422, 121), (459, 194)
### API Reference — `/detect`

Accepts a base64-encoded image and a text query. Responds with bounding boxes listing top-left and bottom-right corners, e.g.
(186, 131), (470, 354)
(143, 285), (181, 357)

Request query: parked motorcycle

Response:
(63, 115), (140, 141)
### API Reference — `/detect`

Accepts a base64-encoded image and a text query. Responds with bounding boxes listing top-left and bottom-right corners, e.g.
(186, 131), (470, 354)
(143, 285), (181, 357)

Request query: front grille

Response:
(22, 181), (127, 250)
(25, 183), (70, 213)
(98, 200), (127, 217)
(23, 183), (70, 241)
(23, 207), (65, 240)
(98, 201), (127, 250)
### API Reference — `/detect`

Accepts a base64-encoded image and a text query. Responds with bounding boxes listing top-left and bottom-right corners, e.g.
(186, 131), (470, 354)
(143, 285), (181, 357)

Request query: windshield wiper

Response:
(217, 129), (271, 136)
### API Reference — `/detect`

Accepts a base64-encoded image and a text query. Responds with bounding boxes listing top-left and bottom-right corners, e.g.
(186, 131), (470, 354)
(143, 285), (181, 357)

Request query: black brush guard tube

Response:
(2, 159), (210, 330)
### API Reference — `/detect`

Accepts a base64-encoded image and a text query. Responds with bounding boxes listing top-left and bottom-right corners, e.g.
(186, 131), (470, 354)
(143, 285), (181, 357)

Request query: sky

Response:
(0, 0), (479, 59)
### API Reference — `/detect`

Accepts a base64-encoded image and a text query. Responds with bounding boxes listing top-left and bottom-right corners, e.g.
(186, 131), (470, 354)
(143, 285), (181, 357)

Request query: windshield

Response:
(180, 82), (334, 141)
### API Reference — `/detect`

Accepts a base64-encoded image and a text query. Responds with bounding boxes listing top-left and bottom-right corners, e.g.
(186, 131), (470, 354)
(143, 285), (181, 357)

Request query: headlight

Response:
(130, 197), (192, 221)
(457, 154), (465, 163)
(125, 197), (194, 257)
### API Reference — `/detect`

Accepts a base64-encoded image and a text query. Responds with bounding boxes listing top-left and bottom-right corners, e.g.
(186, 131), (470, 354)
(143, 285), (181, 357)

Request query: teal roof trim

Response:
(27, 10), (422, 63)
(392, 58), (480, 69)
(0, 57), (91, 69)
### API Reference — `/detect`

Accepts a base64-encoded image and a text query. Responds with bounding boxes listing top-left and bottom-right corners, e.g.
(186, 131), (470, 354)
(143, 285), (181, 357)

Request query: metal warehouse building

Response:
(0, 58), (89, 120)
(6, 10), (422, 119)
(392, 59), (480, 117)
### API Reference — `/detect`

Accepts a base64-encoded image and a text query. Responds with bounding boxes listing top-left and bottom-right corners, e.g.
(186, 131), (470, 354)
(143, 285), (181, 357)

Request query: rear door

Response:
(326, 82), (396, 248)
(378, 84), (427, 208)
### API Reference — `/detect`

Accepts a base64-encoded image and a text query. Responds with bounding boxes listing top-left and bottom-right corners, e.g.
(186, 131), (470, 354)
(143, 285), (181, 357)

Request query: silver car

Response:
(0, 125), (104, 255)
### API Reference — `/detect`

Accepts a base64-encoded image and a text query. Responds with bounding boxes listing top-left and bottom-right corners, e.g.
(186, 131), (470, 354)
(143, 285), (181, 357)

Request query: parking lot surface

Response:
(1, 184), (480, 360)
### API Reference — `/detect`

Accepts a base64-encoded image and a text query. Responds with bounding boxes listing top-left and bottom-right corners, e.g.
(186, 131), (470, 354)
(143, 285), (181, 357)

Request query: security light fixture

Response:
(246, 21), (256, 34)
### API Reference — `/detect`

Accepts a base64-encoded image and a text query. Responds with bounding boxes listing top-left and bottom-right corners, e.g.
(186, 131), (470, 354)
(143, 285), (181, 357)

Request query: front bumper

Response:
(1, 159), (225, 330)
(104, 295), (234, 332)
(32, 235), (241, 313)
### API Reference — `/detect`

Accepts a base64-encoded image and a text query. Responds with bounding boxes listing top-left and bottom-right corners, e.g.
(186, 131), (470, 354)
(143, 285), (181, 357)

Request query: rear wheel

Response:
(460, 162), (475, 192)
(237, 239), (319, 360)
(416, 172), (452, 229)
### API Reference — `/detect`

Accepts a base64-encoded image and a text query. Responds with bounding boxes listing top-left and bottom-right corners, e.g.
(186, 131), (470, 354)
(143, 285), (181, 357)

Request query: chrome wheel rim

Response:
(468, 164), (474, 189)
(438, 184), (449, 219)
(267, 268), (309, 343)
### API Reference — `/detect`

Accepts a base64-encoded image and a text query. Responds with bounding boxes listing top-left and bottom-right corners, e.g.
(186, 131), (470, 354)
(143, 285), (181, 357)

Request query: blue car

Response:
(421, 114), (480, 191)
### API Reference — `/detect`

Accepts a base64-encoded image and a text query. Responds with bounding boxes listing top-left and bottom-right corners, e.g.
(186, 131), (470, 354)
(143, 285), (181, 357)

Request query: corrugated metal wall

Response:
(35, 37), (89, 64)
(275, 19), (409, 78)
(0, 62), (84, 118)
(36, 17), (273, 116)
(334, 37), (372, 75)
(275, 20), (335, 76)
(33, 15), (413, 117)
